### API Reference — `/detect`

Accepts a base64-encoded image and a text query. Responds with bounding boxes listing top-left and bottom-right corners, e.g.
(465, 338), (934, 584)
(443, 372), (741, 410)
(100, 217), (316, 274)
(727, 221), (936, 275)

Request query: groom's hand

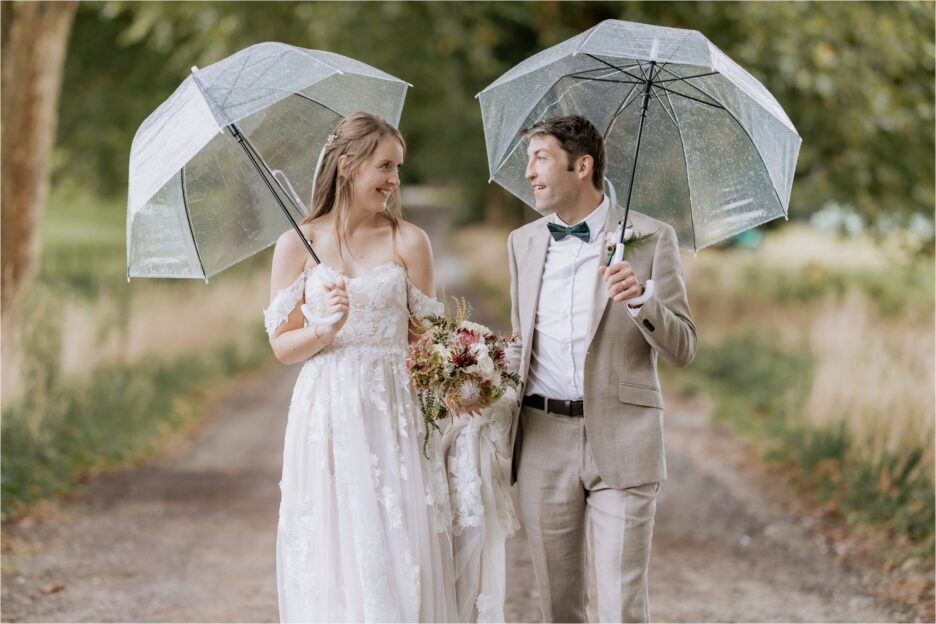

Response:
(599, 261), (644, 302)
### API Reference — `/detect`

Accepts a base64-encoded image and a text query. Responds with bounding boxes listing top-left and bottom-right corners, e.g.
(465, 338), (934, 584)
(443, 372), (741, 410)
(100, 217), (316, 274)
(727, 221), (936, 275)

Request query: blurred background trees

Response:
(1, 1), (77, 341)
(53, 1), (934, 227)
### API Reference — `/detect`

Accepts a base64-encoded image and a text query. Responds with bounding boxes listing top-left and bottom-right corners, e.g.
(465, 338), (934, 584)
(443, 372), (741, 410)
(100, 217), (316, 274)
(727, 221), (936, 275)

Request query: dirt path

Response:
(1, 205), (907, 623)
(1, 366), (903, 622)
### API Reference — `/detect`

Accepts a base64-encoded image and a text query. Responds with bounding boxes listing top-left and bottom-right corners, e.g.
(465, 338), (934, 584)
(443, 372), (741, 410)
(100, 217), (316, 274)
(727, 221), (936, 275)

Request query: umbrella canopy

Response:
(478, 19), (801, 251)
(127, 42), (409, 280)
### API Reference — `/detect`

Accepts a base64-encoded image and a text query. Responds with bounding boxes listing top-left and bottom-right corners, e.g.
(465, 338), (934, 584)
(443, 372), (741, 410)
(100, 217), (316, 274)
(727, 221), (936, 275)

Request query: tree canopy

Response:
(54, 1), (934, 225)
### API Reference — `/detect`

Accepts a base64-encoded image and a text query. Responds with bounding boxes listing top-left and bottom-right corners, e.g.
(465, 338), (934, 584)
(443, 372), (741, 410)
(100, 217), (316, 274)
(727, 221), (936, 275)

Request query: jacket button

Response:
(643, 319), (655, 332)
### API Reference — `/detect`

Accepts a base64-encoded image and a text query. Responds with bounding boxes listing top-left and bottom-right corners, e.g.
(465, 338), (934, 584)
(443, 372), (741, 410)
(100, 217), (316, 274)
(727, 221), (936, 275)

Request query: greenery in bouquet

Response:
(407, 299), (520, 456)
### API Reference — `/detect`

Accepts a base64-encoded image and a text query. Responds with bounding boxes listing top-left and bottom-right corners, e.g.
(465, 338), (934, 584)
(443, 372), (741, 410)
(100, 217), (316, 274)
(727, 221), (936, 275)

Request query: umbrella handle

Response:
(611, 242), (626, 265)
(300, 304), (343, 326)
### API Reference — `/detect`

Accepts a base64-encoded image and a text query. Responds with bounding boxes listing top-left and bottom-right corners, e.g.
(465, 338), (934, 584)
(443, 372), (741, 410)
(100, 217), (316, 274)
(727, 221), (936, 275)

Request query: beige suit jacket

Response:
(506, 204), (696, 490)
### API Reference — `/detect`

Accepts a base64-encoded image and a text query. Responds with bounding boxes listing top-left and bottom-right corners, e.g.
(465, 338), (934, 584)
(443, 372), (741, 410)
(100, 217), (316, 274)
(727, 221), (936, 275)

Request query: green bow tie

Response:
(547, 221), (590, 242)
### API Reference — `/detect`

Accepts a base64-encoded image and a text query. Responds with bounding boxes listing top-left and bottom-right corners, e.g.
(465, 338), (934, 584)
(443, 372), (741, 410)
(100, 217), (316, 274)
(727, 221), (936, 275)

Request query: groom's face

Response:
(525, 134), (579, 214)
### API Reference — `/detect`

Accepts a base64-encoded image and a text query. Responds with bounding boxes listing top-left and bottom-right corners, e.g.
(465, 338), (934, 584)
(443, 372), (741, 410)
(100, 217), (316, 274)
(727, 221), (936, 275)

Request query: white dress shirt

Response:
(526, 196), (611, 401)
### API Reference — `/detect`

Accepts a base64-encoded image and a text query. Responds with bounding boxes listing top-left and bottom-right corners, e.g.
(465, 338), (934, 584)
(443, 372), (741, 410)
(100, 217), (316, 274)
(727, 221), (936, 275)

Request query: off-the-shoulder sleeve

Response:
(263, 272), (305, 338)
(406, 280), (444, 318)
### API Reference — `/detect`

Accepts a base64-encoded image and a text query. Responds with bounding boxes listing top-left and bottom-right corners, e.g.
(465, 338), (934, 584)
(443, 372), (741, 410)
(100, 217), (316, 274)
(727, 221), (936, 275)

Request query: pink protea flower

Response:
(450, 346), (477, 368)
(455, 328), (481, 347)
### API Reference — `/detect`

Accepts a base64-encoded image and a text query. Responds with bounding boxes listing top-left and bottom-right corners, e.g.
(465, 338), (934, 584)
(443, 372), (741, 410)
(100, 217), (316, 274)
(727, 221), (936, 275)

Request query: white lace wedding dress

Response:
(263, 261), (516, 623)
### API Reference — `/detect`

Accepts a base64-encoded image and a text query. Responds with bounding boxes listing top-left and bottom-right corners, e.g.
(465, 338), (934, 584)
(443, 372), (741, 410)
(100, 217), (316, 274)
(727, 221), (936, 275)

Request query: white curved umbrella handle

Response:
(301, 263), (346, 326)
(301, 304), (343, 326)
(611, 242), (626, 265)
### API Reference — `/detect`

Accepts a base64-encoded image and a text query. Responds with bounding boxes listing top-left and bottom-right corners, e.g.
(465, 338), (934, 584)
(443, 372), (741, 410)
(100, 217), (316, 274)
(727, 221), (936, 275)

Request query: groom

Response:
(505, 115), (696, 623)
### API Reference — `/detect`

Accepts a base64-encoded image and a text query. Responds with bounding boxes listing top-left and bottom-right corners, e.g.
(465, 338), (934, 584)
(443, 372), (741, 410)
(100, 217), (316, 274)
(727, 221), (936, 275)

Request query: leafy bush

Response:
(669, 333), (935, 553)
(1, 316), (272, 520)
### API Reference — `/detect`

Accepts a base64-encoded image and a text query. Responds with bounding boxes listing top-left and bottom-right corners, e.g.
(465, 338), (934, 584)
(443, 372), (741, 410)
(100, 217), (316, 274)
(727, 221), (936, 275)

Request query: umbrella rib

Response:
(602, 81), (641, 138)
(633, 59), (651, 83)
(179, 167), (208, 279)
(656, 65), (722, 106)
(657, 86), (698, 251)
(290, 92), (346, 119)
(658, 68), (787, 218)
(604, 81), (637, 127)
(653, 84), (725, 110)
(656, 70), (719, 83)
(584, 54), (647, 84)
(568, 63), (643, 79)
(649, 88), (679, 127)
(568, 76), (645, 86)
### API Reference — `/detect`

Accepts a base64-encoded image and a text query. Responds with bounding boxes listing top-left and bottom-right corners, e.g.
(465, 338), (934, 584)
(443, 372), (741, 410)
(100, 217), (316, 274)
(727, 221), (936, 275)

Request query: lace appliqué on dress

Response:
(263, 271), (305, 338)
(407, 280), (444, 318)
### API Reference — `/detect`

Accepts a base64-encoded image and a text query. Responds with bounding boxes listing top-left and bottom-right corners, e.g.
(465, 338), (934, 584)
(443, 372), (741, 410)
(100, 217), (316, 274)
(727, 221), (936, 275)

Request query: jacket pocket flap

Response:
(617, 382), (664, 408)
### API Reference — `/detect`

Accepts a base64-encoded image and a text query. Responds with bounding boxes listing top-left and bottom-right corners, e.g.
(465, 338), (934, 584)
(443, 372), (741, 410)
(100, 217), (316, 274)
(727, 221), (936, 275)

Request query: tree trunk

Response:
(0, 0), (77, 343)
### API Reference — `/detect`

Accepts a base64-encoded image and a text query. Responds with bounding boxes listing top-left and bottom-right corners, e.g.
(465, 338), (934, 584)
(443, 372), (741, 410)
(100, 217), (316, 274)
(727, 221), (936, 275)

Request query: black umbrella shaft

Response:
(228, 123), (320, 264)
(620, 61), (656, 244)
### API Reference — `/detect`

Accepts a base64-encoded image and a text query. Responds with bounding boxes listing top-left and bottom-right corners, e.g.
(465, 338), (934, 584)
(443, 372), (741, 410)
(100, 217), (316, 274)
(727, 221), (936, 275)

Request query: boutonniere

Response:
(604, 222), (652, 266)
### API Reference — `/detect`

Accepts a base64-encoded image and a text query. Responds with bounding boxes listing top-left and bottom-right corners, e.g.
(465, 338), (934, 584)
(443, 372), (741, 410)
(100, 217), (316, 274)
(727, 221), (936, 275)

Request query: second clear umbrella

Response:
(478, 19), (801, 253)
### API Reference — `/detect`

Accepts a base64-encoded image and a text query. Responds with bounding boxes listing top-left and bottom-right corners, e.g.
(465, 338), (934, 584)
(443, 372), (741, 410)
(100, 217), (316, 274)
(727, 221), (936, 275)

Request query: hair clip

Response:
(325, 130), (341, 145)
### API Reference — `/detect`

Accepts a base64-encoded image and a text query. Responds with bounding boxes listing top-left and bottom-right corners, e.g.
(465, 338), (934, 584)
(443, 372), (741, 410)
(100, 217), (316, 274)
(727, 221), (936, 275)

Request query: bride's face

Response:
(348, 135), (404, 214)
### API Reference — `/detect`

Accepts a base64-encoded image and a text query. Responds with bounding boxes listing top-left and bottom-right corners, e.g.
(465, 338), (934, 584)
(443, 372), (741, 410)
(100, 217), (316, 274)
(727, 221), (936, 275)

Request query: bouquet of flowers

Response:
(407, 300), (520, 455)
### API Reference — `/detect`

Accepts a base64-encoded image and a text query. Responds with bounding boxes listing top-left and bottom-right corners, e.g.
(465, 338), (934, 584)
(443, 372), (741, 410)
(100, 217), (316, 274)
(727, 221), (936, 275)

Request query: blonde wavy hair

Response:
(303, 112), (406, 270)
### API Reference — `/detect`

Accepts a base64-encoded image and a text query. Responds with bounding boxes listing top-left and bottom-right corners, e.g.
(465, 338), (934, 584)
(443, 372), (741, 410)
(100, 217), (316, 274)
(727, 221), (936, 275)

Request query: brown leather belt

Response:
(522, 394), (585, 417)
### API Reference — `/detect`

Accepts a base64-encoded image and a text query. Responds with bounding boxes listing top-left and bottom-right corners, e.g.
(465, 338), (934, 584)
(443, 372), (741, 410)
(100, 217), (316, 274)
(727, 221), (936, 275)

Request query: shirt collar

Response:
(552, 194), (610, 243)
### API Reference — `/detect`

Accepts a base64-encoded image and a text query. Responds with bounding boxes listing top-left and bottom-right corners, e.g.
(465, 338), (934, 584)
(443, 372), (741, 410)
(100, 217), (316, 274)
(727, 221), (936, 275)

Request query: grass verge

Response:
(665, 333), (934, 556)
(1, 324), (273, 520)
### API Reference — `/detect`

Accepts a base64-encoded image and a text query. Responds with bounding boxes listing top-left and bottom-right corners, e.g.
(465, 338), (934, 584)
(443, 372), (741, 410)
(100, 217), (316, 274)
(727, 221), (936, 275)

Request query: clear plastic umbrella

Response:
(478, 19), (801, 253)
(127, 42), (409, 281)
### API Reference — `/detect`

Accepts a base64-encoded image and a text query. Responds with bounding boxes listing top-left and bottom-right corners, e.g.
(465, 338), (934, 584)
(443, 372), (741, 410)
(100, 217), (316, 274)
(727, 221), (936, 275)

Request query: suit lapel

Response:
(586, 203), (627, 347)
(520, 224), (550, 348)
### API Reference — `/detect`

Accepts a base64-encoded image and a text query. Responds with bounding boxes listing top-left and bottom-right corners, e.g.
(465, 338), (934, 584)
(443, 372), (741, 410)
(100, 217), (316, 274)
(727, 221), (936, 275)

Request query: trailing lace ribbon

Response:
(440, 387), (519, 623)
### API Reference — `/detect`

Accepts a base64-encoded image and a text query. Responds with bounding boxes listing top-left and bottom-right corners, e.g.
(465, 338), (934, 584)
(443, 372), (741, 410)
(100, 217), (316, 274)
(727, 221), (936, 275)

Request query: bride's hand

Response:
(317, 281), (349, 338)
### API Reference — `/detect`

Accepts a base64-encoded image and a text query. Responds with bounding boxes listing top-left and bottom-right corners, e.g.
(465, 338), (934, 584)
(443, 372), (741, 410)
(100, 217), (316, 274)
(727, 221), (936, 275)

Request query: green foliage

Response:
(0, 309), (272, 520)
(54, 1), (934, 225)
(666, 333), (935, 552)
(741, 259), (936, 317)
(688, 332), (814, 427)
(39, 186), (126, 295)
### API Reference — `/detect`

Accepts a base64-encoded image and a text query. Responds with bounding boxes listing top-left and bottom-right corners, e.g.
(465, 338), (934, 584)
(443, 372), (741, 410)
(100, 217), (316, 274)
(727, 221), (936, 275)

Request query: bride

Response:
(263, 112), (515, 623)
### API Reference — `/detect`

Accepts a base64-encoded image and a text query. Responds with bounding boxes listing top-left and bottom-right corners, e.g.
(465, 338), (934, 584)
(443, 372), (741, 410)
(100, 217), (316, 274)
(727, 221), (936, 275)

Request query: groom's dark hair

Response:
(522, 115), (606, 191)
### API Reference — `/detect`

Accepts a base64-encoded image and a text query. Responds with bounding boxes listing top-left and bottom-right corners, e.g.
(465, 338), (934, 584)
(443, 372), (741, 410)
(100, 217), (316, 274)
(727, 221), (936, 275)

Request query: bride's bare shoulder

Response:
(270, 226), (316, 294)
(394, 219), (434, 294)
(394, 220), (432, 263)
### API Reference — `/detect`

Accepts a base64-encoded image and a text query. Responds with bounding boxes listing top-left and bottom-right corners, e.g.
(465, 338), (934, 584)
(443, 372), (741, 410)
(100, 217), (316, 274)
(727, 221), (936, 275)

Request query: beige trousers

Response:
(516, 405), (660, 623)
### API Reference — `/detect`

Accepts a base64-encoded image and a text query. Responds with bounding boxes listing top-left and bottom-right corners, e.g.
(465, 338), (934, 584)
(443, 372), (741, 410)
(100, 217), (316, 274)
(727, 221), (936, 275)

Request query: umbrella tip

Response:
(191, 66), (199, 74)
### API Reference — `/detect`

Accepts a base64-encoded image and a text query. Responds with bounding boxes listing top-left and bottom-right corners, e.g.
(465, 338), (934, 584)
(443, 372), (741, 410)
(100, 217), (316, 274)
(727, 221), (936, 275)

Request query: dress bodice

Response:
(263, 261), (443, 358)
